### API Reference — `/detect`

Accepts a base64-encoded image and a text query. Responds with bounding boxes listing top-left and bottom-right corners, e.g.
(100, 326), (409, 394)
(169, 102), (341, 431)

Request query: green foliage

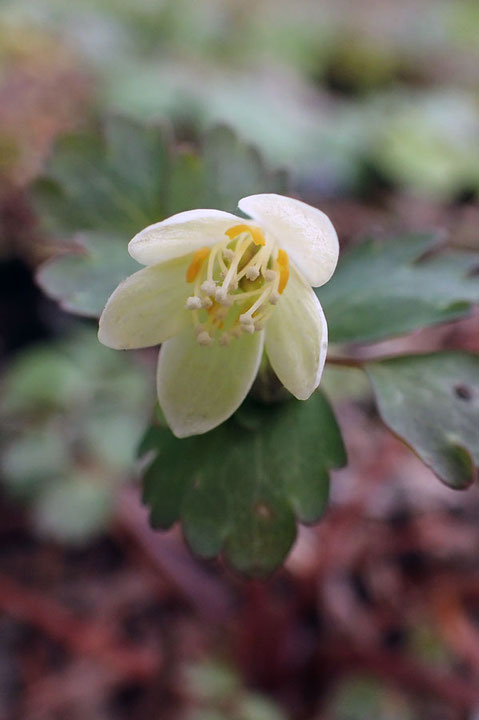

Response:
(185, 660), (288, 720)
(320, 234), (479, 345)
(330, 676), (414, 720)
(372, 91), (479, 198)
(33, 119), (170, 235)
(0, 329), (152, 542)
(5, 0), (479, 199)
(408, 625), (451, 667)
(34, 474), (113, 543)
(142, 393), (346, 576)
(31, 113), (479, 568)
(35, 118), (287, 317)
(30, 113), (479, 569)
(4, 0), (479, 579)
(366, 353), (479, 489)
(38, 232), (139, 317)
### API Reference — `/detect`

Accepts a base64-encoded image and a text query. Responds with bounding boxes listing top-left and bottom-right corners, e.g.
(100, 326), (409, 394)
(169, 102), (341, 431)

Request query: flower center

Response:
(184, 224), (289, 346)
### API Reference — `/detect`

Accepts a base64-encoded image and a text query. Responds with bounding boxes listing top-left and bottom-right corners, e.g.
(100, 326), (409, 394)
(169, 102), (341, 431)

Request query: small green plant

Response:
(31, 119), (479, 573)
(0, 330), (151, 542)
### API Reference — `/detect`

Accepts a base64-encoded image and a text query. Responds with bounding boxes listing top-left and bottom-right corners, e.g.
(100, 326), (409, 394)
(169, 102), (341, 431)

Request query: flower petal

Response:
(128, 209), (245, 265)
(98, 256), (191, 349)
(238, 194), (339, 287)
(265, 263), (328, 400)
(157, 328), (264, 438)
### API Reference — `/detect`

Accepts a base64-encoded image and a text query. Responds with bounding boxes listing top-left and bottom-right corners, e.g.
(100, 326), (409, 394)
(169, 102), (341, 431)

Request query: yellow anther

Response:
(186, 247), (210, 282)
(225, 224), (266, 246)
(277, 248), (289, 294)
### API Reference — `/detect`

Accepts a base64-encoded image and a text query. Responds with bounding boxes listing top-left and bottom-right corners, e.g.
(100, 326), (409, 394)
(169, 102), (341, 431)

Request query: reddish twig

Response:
(430, 577), (479, 673)
(0, 573), (160, 681)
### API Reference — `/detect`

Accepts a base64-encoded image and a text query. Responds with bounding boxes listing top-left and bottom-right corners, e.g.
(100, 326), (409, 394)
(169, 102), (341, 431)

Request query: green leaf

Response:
(35, 118), (287, 317)
(185, 660), (288, 720)
(366, 352), (479, 489)
(37, 232), (139, 317)
(0, 347), (84, 414)
(141, 393), (346, 576)
(330, 676), (414, 720)
(319, 235), (479, 345)
(373, 90), (479, 200)
(2, 429), (69, 498)
(34, 474), (113, 544)
(0, 328), (152, 543)
(200, 125), (289, 214)
(33, 117), (171, 236)
(166, 149), (205, 216)
(168, 126), (289, 216)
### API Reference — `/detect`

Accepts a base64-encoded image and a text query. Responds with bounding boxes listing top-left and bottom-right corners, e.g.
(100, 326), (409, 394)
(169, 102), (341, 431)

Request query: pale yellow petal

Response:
(157, 328), (264, 437)
(265, 263), (327, 399)
(128, 209), (244, 265)
(238, 193), (339, 287)
(98, 256), (191, 349)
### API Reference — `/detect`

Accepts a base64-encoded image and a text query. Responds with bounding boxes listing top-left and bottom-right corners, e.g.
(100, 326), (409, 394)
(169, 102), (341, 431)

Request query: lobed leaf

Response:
(34, 119), (287, 317)
(141, 393), (346, 576)
(0, 329), (152, 542)
(37, 232), (139, 317)
(366, 352), (479, 489)
(319, 235), (479, 345)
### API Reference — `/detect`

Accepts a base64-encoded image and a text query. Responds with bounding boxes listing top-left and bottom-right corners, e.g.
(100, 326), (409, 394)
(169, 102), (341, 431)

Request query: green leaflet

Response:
(319, 235), (479, 344)
(34, 119), (288, 318)
(367, 352), (479, 489)
(141, 393), (346, 576)
(0, 330), (152, 542)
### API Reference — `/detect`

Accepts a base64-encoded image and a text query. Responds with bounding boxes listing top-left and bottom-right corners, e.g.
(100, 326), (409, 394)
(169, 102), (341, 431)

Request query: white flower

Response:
(98, 194), (339, 438)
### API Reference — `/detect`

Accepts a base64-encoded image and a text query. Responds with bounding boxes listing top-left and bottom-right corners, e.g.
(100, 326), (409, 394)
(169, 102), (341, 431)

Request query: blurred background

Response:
(0, 0), (479, 718)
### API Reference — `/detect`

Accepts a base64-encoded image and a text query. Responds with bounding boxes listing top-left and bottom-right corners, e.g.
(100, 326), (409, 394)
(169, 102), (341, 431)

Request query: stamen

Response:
(186, 247), (210, 282)
(217, 252), (228, 275)
(235, 246), (265, 283)
(240, 280), (276, 321)
(206, 237), (229, 283)
(232, 287), (264, 303)
(200, 280), (216, 295)
(185, 296), (202, 310)
(215, 289), (233, 306)
(218, 235), (250, 300)
(253, 305), (275, 327)
(215, 286), (227, 301)
(197, 330), (213, 345)
(183, 222), (284, 346)
(241, 323), (255, 334)
(245, 266), (260, 281)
